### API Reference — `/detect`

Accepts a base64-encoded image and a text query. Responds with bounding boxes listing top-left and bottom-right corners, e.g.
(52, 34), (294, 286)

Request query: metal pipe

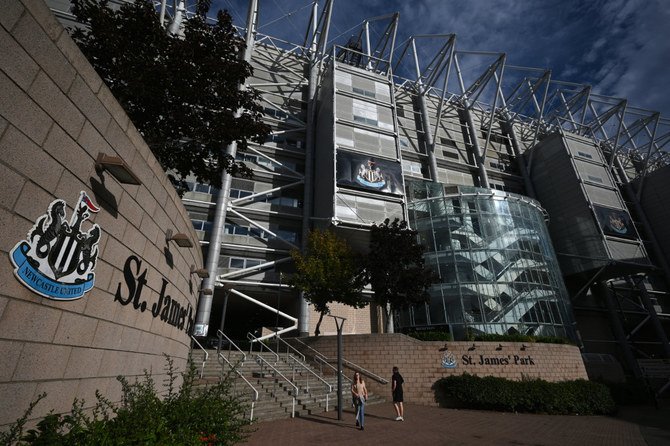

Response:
(194, 0), (258, 337)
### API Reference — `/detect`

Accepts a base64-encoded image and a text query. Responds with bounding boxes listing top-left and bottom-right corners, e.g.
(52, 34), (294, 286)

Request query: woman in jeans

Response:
(351, 372), (368, 430)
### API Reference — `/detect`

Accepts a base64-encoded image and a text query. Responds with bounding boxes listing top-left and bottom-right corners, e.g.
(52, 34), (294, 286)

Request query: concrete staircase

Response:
(190, 349), (384, 422)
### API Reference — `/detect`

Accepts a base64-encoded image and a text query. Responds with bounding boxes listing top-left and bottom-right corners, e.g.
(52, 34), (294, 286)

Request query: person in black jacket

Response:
(391, 366), (404, 421)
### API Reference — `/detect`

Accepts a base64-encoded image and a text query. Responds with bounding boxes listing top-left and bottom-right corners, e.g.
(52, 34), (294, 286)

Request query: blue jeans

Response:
(355, 398), (365, 427)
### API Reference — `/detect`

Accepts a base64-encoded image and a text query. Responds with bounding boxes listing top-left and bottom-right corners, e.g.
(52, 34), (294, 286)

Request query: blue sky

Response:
(216, 0), (669, 118)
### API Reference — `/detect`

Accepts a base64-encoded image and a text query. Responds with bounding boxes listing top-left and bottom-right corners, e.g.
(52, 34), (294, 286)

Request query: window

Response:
(353, 115), (378, 126)
(191, 182), (219, 195)
(228, 257), (264, 269)
(191, 219), (212, 233)
(229, 258), (245, 269)
(577, 151), (593, 159)
(352, 87), (376, 98)
(265, 134), (304, 149)
(224, 223), (251, 236)
(229, 188), (253, 199)
(396, 105), (405, 118)
(587, 175), (603, 184)
(399, 137), (409, 148)
(439, 137), (457, 148)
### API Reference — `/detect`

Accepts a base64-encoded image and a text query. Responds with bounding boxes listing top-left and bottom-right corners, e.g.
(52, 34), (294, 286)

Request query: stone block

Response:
(13, 180), (59, 223)
(0, 160), (26, 210)
(0, 382), (38, 426)
(97, 84), (129, 132)
(43, 125), (93, 181)
(0, 299), (61, 343)
(53, 311), (99, 347)
(20, 0), (64, 41)
(68, 75), (111, 135)
(77, 119), (112, 160)
(55, 31), (102, 94)
(64, 347), (105, 379)
(91, 320), (123, 350)
(34, 379), (79, 416)
(13, 342), (71, 380)
(0, 26), (39, 90)
(0, 339), (24, 381)
(0, 0), (24, 31)
(12, 12), (75, 92)
(118, 191), (144, 230)
(0, 71), (52, 145)
(29, 71), (85, 139)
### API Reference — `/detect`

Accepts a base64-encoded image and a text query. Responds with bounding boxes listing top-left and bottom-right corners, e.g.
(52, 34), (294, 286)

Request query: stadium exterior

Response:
(47, 0), (670, 378)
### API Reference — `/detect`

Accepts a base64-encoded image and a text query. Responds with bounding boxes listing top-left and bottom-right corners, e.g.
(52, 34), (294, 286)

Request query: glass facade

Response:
(403, 181), (576, 340)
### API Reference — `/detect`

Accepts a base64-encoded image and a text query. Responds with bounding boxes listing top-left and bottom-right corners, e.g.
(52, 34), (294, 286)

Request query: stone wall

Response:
(0, 0), (202, 426)
(297, 334), (588, 406)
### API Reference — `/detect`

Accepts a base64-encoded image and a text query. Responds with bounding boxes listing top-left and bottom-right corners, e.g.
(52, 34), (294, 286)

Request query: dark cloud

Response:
(216, 0), (669, 116)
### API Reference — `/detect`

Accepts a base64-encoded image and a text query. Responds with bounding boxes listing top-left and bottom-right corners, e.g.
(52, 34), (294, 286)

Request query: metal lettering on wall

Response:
(10, 192), (101, 300)
(440, 348), (536, 368)
(114, 255), (194, 334)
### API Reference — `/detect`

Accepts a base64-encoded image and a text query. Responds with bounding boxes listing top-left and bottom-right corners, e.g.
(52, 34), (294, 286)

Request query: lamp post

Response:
(328, 314), (346, 420)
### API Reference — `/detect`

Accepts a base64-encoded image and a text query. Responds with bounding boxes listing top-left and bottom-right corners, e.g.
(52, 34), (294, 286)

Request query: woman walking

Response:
(351, 372), (368, 430)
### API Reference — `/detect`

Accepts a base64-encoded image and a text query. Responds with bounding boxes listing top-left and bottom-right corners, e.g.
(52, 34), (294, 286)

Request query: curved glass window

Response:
(404, 181), (576, 341)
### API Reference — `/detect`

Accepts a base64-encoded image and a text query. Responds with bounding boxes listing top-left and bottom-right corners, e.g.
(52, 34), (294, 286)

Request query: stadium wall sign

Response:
(9, 192), (101, 301)
(114, 255), (195, 333)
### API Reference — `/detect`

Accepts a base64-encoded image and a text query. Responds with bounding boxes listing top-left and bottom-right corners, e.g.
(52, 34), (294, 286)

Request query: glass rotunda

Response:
(402, 181), (577, 341)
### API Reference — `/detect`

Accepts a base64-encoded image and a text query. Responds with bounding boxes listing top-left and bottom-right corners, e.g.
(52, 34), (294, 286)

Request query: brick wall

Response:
(0, 0), (202, 426)
(297, 334), (588, 406)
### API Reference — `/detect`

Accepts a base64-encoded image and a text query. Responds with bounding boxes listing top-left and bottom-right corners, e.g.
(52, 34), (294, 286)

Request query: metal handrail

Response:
(274, 335), (306, 363)
(219, 353), (258, 421)
(255, 355), (298, 418)
(247, 332), (279, 363)
(285, 355), (333, 412)
(314, 354), (352, 386)
(342, 358), (388, 384)
(217, 329), (247, 363)
(289, 338), (388, 385)
(190, 336), (208, 378)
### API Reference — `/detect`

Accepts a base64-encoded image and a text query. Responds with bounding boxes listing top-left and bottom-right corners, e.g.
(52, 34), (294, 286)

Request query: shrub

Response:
(432, 373), (616, 415)
(0, 355), (252, 445)
(467, 332), (574, 345)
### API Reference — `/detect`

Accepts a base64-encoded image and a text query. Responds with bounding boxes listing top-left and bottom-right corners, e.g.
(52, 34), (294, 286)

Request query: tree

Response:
(289, 229), (367, 336)
(70, 0), (270, 189)
(366, 218), (437, 333)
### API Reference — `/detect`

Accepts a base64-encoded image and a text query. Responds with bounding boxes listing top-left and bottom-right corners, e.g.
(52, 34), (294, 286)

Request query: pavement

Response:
(243, 402), (670, 446)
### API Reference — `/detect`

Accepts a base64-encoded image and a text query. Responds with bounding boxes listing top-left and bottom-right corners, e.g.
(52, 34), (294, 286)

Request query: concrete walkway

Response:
(244, 402), (670, 446)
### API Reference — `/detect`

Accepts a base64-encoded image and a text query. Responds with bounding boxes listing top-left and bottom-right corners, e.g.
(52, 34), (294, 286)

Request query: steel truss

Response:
(158, 1), (668, 341)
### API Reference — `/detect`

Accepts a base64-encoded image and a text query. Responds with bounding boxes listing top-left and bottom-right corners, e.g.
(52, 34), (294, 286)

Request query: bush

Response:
(0, 355), (252, 445)
(432, 373), (616, 415)
(467, 332), (574, 345)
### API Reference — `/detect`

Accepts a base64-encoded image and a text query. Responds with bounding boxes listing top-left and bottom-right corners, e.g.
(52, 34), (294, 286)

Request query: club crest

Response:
(441, 350), (457, 369)
(10, 191), (102, 300)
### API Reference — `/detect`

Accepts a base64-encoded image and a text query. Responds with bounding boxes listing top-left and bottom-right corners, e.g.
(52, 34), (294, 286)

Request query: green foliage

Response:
(467, 332), (574, 345)
(1, 355), (251, 445)
(290, 229), (367, 335)
(70, 0), (270, 189)
(366, 218), (438, 331)
(432, 373), (616, 415)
